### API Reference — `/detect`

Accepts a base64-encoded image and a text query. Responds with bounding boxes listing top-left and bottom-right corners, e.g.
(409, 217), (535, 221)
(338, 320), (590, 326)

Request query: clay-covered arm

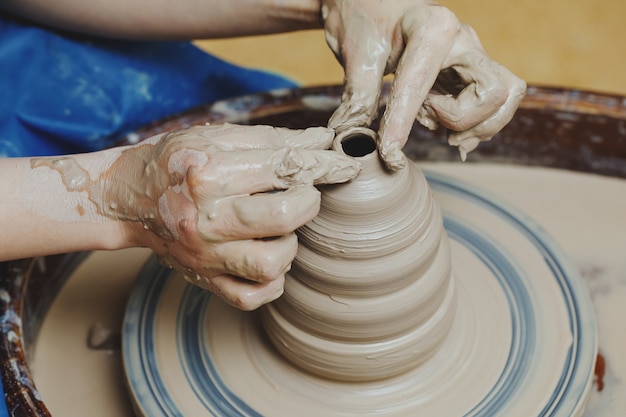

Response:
(0, 155), (131, 260)
(0, 0), (322, 39)
(0, 124), (359, 310)
(3, 0), (524, 167)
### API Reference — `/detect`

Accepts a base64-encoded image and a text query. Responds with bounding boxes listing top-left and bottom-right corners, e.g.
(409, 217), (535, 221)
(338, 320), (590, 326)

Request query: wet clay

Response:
(30, 147), (171, 236)
(32, 164), (607, 417)
(321, 0), (526, 169)
(28, 124), (359, 231)
(262, 127), (456, 381)
(26, 124), (359, 306)
(133, 156), (587, 416)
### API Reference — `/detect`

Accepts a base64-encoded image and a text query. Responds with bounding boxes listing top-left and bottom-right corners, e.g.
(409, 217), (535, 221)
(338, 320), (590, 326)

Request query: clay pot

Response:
(262, 127), (456, 382)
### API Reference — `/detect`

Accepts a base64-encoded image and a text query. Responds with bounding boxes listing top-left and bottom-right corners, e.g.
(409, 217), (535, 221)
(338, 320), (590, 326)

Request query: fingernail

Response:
(380, 142), (406, 171)
(274, 148), (361, 186)
(313, 154), (361, 185)
(417, 104), (439, 131)
(417, 115), (438, 131)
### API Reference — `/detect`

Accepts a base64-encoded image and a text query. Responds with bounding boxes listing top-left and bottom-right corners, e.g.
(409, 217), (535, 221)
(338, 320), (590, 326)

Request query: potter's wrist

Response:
(118, 219), (159, 251)
(88, 218), (137, 251)
(93, 141), (169, 225)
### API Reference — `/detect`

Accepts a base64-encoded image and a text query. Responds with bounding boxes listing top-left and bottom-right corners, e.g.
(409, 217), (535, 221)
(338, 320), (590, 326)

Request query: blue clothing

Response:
(0, 11), (296, 417)
(0, 12), (297, 157)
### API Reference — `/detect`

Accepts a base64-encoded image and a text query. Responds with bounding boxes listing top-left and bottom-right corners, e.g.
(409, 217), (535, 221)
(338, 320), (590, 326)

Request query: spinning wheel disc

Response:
(122, 170), (596, 417)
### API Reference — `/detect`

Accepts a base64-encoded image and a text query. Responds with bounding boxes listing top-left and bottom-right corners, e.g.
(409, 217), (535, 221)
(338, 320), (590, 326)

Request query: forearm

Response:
(0, 152), (134, 262)
(0, 0), (322, 40)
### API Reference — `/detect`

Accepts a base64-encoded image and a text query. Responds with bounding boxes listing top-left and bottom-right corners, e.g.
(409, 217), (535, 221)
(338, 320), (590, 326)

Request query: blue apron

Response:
(0, 11), (298, 416)
(0, 12), (297, 157)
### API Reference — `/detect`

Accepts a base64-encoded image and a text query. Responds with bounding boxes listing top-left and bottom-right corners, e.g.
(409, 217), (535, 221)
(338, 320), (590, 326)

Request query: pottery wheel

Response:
(122, 169), (596, 416)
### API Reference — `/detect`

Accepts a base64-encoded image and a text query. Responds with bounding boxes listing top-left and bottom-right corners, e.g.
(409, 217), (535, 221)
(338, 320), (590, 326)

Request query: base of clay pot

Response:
(122, 169), (595, 417)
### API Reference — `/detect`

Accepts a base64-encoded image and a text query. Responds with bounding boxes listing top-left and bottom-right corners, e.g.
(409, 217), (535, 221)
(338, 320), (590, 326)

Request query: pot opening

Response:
(340, 133), (377, 157)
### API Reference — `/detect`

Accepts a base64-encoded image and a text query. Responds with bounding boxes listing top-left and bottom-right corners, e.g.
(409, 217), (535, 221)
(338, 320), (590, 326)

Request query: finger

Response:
(421, 50), (509, 132)
(189, 147), (360, 197)
(378, 8), (459, 170)
(216, 234), (298, 283)
(193, 272), (286, 311)
(272, 147), (361, 187)
(448, 66), (527, 160)
(181, 123), (336, 151)
(328, 28), (391, 132)
(197, 187), (321, 241)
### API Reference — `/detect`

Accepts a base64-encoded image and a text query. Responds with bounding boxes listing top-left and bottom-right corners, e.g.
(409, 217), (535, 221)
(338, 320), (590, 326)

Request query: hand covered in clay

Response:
(103, 124), (360, 310)
(321, 0), (527, 168)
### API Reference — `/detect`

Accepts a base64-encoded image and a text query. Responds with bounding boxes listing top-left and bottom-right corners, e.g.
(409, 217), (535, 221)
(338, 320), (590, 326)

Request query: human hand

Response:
(321, 0), (526, 168)
(102, 124), (360, 310)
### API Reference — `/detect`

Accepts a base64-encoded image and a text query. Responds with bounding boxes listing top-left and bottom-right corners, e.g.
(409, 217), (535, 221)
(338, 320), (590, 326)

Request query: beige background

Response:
(196, 0), (626, 95)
